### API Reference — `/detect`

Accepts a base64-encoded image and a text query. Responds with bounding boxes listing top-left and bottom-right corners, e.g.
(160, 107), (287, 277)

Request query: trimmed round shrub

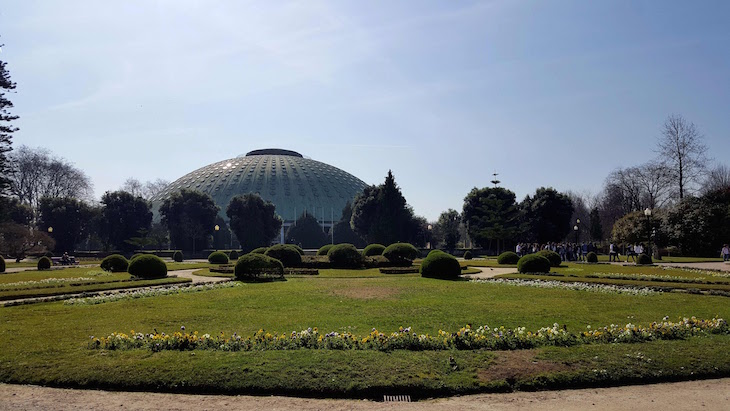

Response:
(130, 253), (145, 261)
(37, 256), (52, 270)
(290, 245), (305, 255)
(100, 254), (129, 272)
(208, 251), (229, 264)
(517, 254), (551, 274)
(637, 253), (653, 265)
(427, 249), (444, 257)
(420, 250), (461, 279)
(229, 250), (239, 260)
(327, 243), (363, 268)
(317, 244), (334, 256)
(265, 244), (302, 267)
(586, 251), (598, 263)
(362, 244), (386, 257)
(382, 243), (419, 265)
(251, 247), (268, 254)
(172, 250), (183, 262)
(128, 254), (167, 279)
(44, 252), (54, 258)
(235, 253), (284, 280)
(0, 256), (5, 273)
(497, 251), (520, 265)
(463, 250), (473, 260)
(537, 249), (562, 267)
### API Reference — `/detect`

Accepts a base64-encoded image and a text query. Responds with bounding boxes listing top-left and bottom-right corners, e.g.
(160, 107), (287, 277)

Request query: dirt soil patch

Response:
(478, 349), (577, 383)
(330, 286), (399, 300)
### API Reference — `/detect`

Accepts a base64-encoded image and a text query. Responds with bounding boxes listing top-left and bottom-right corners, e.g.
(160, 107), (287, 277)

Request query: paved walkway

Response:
(655, 261), (730, 272)
(461, 267), (517, 279)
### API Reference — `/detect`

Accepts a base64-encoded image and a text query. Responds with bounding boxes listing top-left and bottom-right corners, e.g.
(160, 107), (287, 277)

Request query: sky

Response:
(2, 0), (729, 221)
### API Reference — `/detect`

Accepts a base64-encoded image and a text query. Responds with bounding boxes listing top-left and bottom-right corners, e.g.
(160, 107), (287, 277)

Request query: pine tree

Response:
(0, 41), (19, 196)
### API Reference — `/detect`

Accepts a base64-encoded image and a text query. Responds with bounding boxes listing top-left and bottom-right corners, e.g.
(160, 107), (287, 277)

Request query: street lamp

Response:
(47, 227), (53, 234)
(427, 224), (432, 249)
(214, 225), (220, 251)
(644, 208), (652, 258)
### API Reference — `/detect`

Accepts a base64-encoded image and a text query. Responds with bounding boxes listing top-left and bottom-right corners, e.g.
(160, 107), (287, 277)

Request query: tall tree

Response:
(0, 41), (18, 196)
(701, 164), (730, 194)
(0, 223), (54, 262)
(463, 187), (521, 252)
(285, 212), (328, 249)
(161, 189), (219, 253)
(100, 191), (153, 252)
(226, 193), (281, 251)
(37, 197), (94, 252)
(332, 201), (366, 247)
(433, 209), (461, 251)
(521, 187), (574, 243)
(588, 207), (603, 241)
(121, 177), (170, 200)
(0, 197), (32, 226)
(657, 114), (709, 200)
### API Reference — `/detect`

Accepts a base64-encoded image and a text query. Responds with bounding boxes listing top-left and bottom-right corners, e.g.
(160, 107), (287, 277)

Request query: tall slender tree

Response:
(657, 114), (709, 200)
(0, 40), (19, 196)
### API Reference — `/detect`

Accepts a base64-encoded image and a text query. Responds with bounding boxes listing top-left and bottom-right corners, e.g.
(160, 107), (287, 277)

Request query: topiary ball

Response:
(37, 256), (52, 271)
(362, 244), (386, 257)
(100, 254), (129, 272)
(172, 250), (184, 262)
(265, 245), (302, 267)
(420, 250), (461, 279)
(327, 243), (363, 268)
(537, 249), (562, 267)
(128, 254), (167, 279)
(463, 250), (473, 260)
(251, 247), (268, 254)
(208, 251), (229, 264)
(317, 244), (334, 256)
(637, 253), (653, 265)
(234, 253), (284, 280)
(290, 245), (305, 255)
(586, 251), (598, 263)
(497, 251), (520, 265)
(229, 250), (239, 260)
(517, 254), (551, 274)
(382, 243), (419, 265)
(0, 256), (5, 273)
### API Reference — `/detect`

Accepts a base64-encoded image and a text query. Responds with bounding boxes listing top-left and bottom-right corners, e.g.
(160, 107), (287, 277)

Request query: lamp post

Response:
(214, 224), (220, 251)
(644, 208), (652, 258)
(573, 224), (579, 261)
(47, 227), (53, 234)
(427, 224), (432, 249)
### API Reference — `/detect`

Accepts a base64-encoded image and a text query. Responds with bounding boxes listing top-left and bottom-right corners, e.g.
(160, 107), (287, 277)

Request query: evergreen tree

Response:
(37, 197), (94, 252)
(521, 187), (574, 243)
(285, 212), (328, 249)
(589, 207), (603, 241)
(160, 189), (218, 254)
(463, 187), (521, 253)
(226, 193), (282, 251)
(101, 191), (153, 252)
(0, 41), (19, 196)
(332, 201), (366, 247)
(433, 209), (461, 251)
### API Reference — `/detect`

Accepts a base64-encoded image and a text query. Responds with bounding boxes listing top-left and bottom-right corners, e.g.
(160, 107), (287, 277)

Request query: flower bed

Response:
(475, 278), (658, 295)
(64, 281), (241, 305)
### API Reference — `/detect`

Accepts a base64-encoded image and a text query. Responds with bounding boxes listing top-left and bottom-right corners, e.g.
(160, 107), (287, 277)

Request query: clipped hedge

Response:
(586, 251), (598, 263)
(497, 251), (520, 265)
(537, 249), (562, 267)
(0, 256), (5, 273)
(208, 251), (230, 264)
(317, 244), (334, 256)
(382, 243), (419, 265)
(100, 254), (129, 272)
(362, 244), (386, 257)
(37, 256), (52, 270)
(251, 247), (268, 254)
(420, 250), (461, 279)
(327, 243), (363, 268)
(172, 251), (184, 262)
(128, 254), (168, 279)
(463, 250), (473, 260)
(234, 253), (284, 280)
(291, 245), (305, 256)
(637, 253), (653, 265)
(229, 250), (239, 260)
(265, 244), (303, 267)
(517, 254), (551, 274)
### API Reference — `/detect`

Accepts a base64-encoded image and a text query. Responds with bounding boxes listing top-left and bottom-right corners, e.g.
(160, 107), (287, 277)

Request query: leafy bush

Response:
(208, 251), (229, 264)
(517, 254), (551, 274)
(229, 250), (239, 260)
(172, 250), (183, 262)
(0, 256), (5, 273)
(251, 247), (268, 254)
(327, 243), (363, 268)
(463, 250), (473, 260)
(37, 256), (52, 270)
(290, 244), (305, 255)
(637, 253), (653, 265)
(128, 254), (167, 279)
(317, 244), (334, 256)
(100, 254), (129, 272)
(234, 253), (284, 280)
(382, 243), (419, 265)
(497, 251), (520, 265)
(265, 244), (303, 267)
(537, 249), (562, 267)
(420, 250), (461, 279)
(130, 253), (143, 261)
(362, 244), (386, 257)
(586, 251), (598, 263)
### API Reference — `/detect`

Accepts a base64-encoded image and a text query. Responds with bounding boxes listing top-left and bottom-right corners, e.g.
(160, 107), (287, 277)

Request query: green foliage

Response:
(463, 187), (521, 251)
(637, 253), (653, 265)
(37, 197), (95, 253)
(0, 255), (5, 273)
(589, 207), (603, 241)
(234, 253), (284, 280)
(251, 247), (268, 254)
(207, 251), (229, 264)
(100, 191), (152, 252)
(160, 189), (219, 253)
(520, 187), (574, 243)
(327, 243), (363, 268)
(285, 212), (328, 249)
(227, 194), (282, 252)
(382, 242), (419, 265)
(130, 253), (143, 261)
(291, 244), (305, 255)
(172, 250), (183, 262)
(433, 209), (461, 250)
(100, 254), (129, 272)
(264, 244), (302, 267)
(0, 53), (18, 196)
(420, 250), (461, 279)
(229, 250), (239, 260)
(662, 191), (730, 257)
(463, 250), (472, 260)
(517, 254), (551, 273)
(362, 244), (385, 257)
(586, 251), (598, 263)
(497, 251), (519, 265)
(37, 256), (52, 270)
(537, 249), (562, 267)
(331, 202), (366, 248)
(317, 244), (334, 256)
(0, 222), (55, 262)
(0, 197), (32, 226)
(128, 254), (168, 279)
(612, 210), (658, 245)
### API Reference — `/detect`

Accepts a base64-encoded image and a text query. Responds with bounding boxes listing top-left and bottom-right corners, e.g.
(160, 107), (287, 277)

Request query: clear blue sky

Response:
(2, 0), (729, 221)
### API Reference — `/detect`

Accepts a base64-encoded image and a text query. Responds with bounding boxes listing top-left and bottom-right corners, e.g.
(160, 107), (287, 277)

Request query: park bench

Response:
(51, 256), (79, 266)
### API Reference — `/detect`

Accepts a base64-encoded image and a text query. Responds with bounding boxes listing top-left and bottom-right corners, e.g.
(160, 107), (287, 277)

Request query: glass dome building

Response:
(150, 149), (368, 228)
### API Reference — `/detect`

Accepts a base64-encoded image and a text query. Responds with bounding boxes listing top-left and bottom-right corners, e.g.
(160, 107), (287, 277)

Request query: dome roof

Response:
(150, 149), (367, 223)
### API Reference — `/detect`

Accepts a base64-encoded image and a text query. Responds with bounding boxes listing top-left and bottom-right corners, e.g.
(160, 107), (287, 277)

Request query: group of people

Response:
(514, 242), (600, 262)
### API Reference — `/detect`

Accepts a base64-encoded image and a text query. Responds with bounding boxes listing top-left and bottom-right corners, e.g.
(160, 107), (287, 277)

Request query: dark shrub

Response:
(427, 249), (444, 258)
(128, 254), (167, 279)
(364, 255), (390, 268)
(229, 250), (239, 260)
(100, 254), (129, 272)
(637, 253), (653, 265)
(463, 250), (473, 260)
(327, 243), (363, 268)
(38, 256), (52, 270)
(586, 251), (598, 263)
(0, 256), (5, 273)
(265, 244), (303, 267)
(172, 250), (183, 262)
(291, 245), (305, 255)
(497, 251), (520, 265)
(382, 243), (419, 265)
(517, 254), (551, 274)
(208, 251), (229, 264)
(44, 252), (54, 258)
(235, 253), (284, 280)
(317, 244), (334, 256)
(362, 244), (386, 257)
(537, 249), (562, 267)
(251, 247), (268, 254)
(420, 250), (461, 279)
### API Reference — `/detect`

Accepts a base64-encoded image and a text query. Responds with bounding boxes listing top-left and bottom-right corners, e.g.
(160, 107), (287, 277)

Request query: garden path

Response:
(461, 267), (517, 279)
(656, 261), (730, 272)
(1, 377), (728, 410)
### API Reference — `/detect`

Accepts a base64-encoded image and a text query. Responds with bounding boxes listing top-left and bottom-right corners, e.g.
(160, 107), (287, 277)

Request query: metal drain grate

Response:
(383, 395), (411, 402)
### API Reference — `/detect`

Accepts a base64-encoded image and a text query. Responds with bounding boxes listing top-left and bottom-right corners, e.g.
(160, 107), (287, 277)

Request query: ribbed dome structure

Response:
(150, 149), (367, 223)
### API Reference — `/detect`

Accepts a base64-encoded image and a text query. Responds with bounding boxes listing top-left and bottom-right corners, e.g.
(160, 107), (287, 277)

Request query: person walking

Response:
(722, 244), (730, 262)
(626, 243), (635, 263)
(609, 242), (618, 262)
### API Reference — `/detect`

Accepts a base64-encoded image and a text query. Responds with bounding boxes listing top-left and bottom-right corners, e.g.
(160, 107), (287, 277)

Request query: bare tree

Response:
(120, 178), (144, 197)
(120, 177), (169, 200)
(656, 114), (709, 200)
(634, 161), (673, 209)
(701, 164), (730, 194)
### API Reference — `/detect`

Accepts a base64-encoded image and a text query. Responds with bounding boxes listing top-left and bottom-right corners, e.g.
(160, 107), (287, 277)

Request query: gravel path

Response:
(461, 267), (517, 279)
